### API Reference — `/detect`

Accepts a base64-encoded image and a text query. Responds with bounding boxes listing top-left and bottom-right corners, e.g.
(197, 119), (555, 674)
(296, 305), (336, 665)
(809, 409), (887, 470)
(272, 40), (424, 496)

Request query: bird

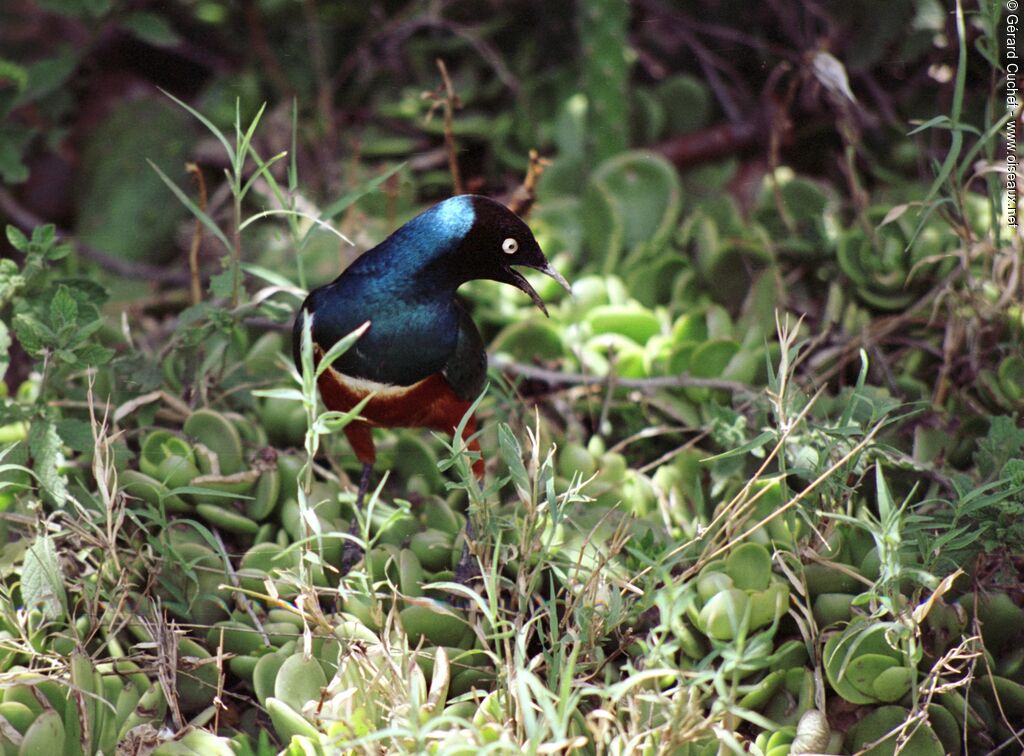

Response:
(292, 194), (569, 571)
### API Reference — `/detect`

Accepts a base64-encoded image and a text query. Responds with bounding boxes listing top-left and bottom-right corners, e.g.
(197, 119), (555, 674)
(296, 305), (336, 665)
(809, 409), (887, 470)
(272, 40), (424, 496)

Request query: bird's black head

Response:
(453, 195), (569, 316)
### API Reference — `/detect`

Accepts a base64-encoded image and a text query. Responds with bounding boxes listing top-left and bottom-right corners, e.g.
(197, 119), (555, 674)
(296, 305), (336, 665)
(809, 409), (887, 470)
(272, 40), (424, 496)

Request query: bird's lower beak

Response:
(510, 262), (571, 317)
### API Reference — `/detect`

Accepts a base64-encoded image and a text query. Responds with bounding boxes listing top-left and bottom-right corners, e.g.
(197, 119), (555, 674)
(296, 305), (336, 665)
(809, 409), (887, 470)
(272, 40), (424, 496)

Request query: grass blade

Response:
(148, 160), (233, 252)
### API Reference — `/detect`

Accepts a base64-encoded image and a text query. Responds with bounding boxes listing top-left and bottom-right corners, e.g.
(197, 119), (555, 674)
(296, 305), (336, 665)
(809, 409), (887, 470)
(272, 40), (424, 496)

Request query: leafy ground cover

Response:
(0, 1), (1022, 754)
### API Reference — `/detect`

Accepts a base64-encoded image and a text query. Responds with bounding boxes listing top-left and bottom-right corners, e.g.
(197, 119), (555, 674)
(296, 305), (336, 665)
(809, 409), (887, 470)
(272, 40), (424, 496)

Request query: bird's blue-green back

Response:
(300, 196), (479, 389)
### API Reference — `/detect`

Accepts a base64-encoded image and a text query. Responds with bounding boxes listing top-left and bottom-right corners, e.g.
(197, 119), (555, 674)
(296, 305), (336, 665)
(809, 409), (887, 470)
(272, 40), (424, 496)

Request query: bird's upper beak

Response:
(508, 261), (571, 317)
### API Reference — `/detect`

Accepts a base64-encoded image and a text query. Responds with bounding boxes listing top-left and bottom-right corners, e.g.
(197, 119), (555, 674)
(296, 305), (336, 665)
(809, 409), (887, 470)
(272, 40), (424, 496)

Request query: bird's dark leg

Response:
(454, 516), (478, 586)
(355, 462), (373, 511)
(453, 479), (484, 588)
(451, 416), (485, 588)
(339, 463), (374, 575)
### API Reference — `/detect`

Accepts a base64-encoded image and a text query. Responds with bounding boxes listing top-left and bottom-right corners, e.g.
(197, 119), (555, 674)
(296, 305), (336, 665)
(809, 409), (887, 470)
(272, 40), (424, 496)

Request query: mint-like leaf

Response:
(22, 534), (66, 620)
(74, 343), (114, 366)
(31, 224), (56, 250)
(56, 417), (95, 453)
(28, 420), (67, 508)
(0, 321), (8, 383)
(209, 268), (235, 300)
(49, 284), (78, 330)
(12, 312), (50, 353)
(71, 317), (104, 342)
(120, 11), (180, 47)
(1003, 459), (1024, 489)
(56, 276), (107, 305)
(0, 127), (31, 184)
(0, 258), (24, 307)
(5, 224), (28, 251)
(975, 416), (1024, 480)
(498, 423), (530, 500)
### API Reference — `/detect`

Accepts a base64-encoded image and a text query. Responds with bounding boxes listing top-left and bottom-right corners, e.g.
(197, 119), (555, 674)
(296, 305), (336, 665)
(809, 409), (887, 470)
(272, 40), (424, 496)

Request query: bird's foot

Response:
(453, 539), (482, 588)
(336, 462), (374, 577)
(446, 527), (484, 612)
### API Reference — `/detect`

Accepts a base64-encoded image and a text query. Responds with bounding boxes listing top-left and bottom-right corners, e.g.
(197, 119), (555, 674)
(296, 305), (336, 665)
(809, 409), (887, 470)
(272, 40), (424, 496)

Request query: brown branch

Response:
(186, 163), (206, 305)
(507, 150), (551, 218)
(490, 354), (756, 394)
(0, 187), (190, 285)
(653, 120), (763, 170)
(424, 58), (464, 195)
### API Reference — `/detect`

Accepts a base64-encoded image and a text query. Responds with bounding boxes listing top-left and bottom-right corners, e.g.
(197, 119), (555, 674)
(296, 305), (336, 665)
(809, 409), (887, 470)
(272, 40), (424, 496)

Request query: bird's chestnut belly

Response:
(316, 362), (472, 433)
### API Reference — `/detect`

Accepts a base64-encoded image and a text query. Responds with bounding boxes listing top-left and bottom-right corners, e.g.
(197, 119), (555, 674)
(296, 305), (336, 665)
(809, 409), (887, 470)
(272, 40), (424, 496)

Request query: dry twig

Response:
(424, 58), (464, 195)
(186, 163), (207, 305)
(507, 150), (551, 218)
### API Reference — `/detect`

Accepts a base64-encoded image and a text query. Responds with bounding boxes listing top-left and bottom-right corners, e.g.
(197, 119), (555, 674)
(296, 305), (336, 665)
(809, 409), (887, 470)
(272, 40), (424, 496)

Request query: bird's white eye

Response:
(502, 237), (519, 255)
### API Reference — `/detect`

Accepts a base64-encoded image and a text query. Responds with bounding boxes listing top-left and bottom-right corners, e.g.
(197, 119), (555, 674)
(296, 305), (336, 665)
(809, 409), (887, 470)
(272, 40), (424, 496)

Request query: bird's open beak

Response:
(509, 262), (571, 317)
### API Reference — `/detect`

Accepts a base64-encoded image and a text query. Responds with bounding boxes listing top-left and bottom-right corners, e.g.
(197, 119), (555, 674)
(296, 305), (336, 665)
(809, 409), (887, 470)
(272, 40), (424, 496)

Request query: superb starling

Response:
(293, 194), (569, 569)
